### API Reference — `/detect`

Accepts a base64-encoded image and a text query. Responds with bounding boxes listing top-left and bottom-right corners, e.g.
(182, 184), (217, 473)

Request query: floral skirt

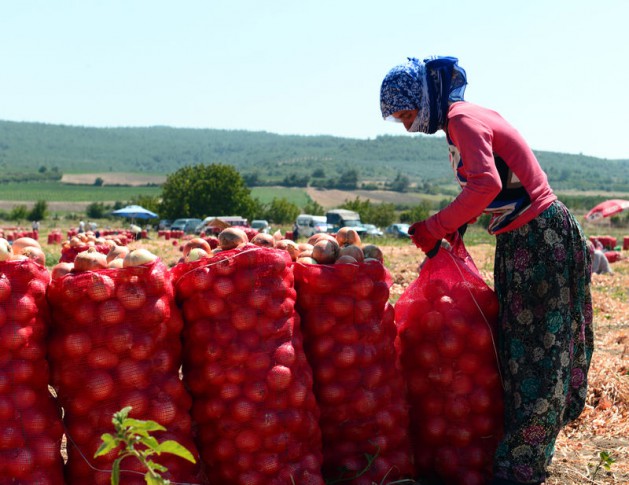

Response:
(493, 201), (594, 483)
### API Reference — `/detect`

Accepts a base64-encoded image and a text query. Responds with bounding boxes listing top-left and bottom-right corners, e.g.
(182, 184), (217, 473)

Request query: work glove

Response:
(408, 221), (441, 257)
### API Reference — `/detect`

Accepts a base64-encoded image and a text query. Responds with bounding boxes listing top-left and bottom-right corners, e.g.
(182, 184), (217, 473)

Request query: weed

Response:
(95, 406), (196, 485)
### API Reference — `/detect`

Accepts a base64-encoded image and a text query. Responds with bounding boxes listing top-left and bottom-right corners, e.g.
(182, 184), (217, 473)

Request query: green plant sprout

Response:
(94, 406), (196, 485)
(588, 450), (616, 481)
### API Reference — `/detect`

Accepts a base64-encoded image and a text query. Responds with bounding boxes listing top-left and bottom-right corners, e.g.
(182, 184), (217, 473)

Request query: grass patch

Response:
(0, 181), (161, 202)
(250, 187), (311, 206)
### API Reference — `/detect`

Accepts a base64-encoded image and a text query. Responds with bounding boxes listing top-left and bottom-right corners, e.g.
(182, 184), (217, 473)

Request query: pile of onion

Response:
(172, 245), (325, 484)
(293, 252), (413, 483)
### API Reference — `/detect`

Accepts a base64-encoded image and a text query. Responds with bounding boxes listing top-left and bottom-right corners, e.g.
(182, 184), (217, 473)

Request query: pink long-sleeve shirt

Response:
(425, 102), (557, 238)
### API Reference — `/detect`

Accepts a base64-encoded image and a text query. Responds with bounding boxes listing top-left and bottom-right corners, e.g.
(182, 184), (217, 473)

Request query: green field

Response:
(0, 182), (310, 206)
(250, 187), (310, 206)
(0, 182), (161, 202)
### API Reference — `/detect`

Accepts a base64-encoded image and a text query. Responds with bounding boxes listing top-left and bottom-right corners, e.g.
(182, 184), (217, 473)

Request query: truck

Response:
(325, 209), (367, 236)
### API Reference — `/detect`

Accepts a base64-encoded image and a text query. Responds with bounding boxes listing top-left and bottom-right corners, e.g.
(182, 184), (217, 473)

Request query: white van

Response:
(295, 214), (329, 238)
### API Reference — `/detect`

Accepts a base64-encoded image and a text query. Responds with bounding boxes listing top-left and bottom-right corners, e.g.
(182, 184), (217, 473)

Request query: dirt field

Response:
(60, 173), (166, 186)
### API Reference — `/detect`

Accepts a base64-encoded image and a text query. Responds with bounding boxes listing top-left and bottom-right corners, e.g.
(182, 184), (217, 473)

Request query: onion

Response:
(251, 233), (276, 248)
(123, 248), (158, 267)
(186, 247), (210, 262)
(338, 244), (364, 263)
(0, 238), (13, 262)
(363, 244), (384, 262)
(307, 233), (335, 246)
(11, 237), (41, 254)
(276, 239), (299, 261)
(218, 228), (249, 250)
(106, 245), (129, 263)
(74, 247), (108, 272)
(182, 238), (212, 258)
(108, 258), (124, 269)
(297, 256), (318, 264)
(335, 227), (361, 247)
(311, 238), (340, 264)
(20, 246), (46, 266)
(335, 255), (358, 264)
(51, 262), (74, 280)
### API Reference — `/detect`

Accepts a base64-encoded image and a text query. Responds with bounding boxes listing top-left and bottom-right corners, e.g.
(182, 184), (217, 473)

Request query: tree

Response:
(264, 198), (301, 224)
(129, 195), (161, 214)
(159, 163), (257, 220)
(337, 169), (359, 190)
(86, 202), (107, 219)
(399, 200), (432, 223)
(9, 205), (28, 222)
(388, 172), (410, 192)
(302, 199), (324, 216)
(28, 200), (48, 221)
(94, 177), (104, 186)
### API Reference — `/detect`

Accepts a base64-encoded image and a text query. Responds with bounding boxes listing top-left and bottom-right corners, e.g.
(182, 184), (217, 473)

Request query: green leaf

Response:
(138, 435), (161, 452)
(155, 440), (196, 463)
(145, 460), (168, 472)
(122, 418), (166, 433)
(94, 433), (118, 458)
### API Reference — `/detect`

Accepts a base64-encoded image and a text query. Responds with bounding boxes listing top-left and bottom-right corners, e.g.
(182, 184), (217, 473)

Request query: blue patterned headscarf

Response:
(380, 56), (467, 134)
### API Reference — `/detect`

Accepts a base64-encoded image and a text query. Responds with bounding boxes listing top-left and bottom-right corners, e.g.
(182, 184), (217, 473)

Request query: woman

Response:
(380, 56), (594, 485)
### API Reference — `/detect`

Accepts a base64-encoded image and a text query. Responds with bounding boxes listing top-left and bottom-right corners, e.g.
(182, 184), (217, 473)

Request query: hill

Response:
(0, 120), (628, 192)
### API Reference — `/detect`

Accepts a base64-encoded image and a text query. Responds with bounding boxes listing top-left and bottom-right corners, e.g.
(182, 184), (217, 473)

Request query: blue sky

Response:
(1, 1), (627, 160)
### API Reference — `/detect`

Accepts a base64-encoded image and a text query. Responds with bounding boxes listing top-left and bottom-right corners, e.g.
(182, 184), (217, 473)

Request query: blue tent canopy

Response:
(111, 205), (158, 220)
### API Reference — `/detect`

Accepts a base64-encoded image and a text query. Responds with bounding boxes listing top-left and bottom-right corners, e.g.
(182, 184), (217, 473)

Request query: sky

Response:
(1, 0), (627, 160)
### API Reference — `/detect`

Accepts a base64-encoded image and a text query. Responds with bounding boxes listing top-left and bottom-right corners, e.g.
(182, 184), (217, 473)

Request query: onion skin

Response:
(251, 233), (276, 248)
(106, 245), (130, 264)
(123, 248), (158, 267)
(338, 244), (364, 263)
(0, 238), (13, 262)
(108, 258), (124, 269)
(11, 237), (41, 254)
(218, 228), (249, 250)
(363, 244), (384, 263)
(51, 262), (74, 280)
(186, 247), (210, 262)
(183, 238), (212, 258)
(20, 246), (46, 266)
(311, 238), (340, 264)
(74, 247), (108, 272)
(308, 233), (336, 246)
(335, 227), (361, 247)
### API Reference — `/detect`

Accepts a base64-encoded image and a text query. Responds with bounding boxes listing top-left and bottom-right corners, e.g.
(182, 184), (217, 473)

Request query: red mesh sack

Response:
(173, 244), (324, 485)
(59, 243), (111, 263)
(0, 260), (65, 484)
(293, 259), (413, 485)
(394, 235), (503, 485)
(46, 259), (204, 485)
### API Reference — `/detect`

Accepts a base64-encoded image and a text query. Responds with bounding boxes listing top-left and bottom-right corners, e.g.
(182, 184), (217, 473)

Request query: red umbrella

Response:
(585, 199), (629, 222)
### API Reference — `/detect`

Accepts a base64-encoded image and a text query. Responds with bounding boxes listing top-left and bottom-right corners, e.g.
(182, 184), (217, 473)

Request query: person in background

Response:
(78, 220), (85, 233)
(587, 240), (613, 274)
(380, 56), (594, 485)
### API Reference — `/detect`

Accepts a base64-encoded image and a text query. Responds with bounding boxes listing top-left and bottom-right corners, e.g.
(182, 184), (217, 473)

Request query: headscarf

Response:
(380, 56), (467, 134)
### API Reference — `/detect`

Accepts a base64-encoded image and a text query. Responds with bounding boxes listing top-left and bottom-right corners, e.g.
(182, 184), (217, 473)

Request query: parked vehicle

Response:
(363, 224), (384, 237)
(295, 215), (330, 238)
(325, 209), (367, 236)
(158, 219), (172, 230)
(385, 223), (411, 238)
(171, 218), (203, 234)
(251, 219), (270, 234)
